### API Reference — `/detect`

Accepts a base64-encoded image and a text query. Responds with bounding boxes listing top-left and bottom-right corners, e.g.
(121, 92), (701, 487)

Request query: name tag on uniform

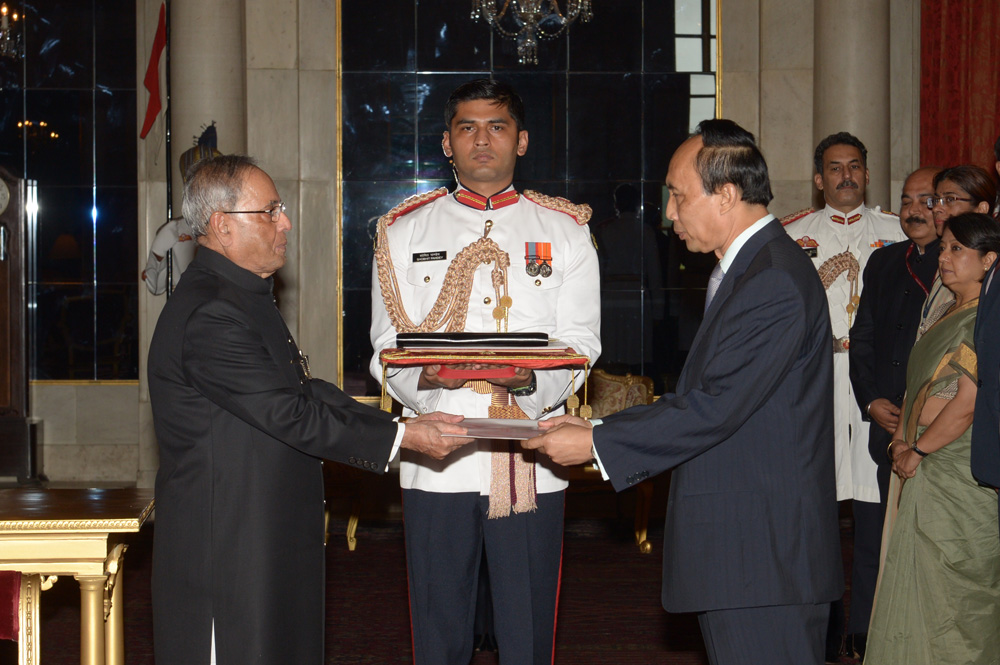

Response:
(413, 251), (447, 262)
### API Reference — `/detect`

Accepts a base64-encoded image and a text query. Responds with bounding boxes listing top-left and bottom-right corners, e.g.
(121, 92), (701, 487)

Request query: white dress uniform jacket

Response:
(783, 203), (906, 502)
(370, 186), (601, 495)
(143, 217), (197, 295)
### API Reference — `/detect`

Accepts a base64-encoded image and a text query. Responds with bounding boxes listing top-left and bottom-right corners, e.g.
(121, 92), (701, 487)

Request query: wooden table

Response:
(0, 488), (155, 665)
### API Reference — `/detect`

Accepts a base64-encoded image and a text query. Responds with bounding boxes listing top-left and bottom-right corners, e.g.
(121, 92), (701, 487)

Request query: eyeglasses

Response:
(926, 196), (972, 209)
(222, 201), (287, 222)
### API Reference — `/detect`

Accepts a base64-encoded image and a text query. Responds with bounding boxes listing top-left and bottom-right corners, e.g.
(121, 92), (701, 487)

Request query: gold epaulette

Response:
(383, 188), (449, 226)
(522, 190), (592, 225)
(780, 208), (815, 226)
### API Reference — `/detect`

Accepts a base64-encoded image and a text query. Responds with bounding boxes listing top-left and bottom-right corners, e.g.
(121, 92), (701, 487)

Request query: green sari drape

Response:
(865, 299), (1000, 665)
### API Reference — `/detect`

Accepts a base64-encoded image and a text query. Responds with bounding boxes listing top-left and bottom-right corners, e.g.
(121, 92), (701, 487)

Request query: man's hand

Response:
(522, 418), (595, 466)
(537, 414), (591, 430)
(418, 364), (470, 390)
(868, 398), (901, 433)
(400, 412), (473, 459)
(479, 365), (533, 389)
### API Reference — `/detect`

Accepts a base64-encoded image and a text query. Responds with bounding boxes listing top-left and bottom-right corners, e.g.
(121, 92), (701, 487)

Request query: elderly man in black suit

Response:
(524, 119), (842, 665)
(147, 155), (471, 665)
(847, 166), (941, 660)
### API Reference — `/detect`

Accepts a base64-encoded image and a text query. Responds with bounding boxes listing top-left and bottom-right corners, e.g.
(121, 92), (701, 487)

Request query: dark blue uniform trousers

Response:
(402, 488), (564, 665)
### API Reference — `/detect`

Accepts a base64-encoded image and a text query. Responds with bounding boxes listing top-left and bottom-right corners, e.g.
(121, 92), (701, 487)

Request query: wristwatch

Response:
(508, 371), (537, 397)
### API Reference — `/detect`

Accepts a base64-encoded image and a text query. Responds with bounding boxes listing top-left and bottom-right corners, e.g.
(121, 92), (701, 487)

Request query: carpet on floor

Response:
(0, 512), (855, 664)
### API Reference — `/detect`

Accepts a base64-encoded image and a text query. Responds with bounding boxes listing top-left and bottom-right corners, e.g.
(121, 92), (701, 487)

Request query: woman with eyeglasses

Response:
(864, 212), (1000, 665)
(917, 165), (998, 336)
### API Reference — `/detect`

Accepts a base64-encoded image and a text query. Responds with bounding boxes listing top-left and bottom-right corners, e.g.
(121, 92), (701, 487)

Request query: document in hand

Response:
(442, 418), (541, 440)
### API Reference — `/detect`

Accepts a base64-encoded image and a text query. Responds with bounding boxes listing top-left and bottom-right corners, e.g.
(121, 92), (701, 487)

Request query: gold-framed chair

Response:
(579, 368), (657, 553)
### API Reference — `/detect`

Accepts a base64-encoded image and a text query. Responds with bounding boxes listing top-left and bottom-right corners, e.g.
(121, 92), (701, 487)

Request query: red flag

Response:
(140, 3), (167, 139)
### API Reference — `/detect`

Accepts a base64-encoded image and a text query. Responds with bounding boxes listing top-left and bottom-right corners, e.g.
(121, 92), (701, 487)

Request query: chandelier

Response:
(471, 0), (593, 66)
(0, 3), (23, 61)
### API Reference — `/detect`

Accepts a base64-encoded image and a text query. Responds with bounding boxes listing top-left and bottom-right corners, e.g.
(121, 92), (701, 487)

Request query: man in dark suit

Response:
(847, 166), (940, 660)
(147, 155), (470, 665)
(524, 119), (843, 665)
(972, 249), (1000, 532)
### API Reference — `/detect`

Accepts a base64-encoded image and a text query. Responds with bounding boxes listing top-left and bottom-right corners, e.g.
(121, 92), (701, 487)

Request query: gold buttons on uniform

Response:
(484, 297), (492, 304)
(493, 307), (505, 320)
(535, 279), (542, 286)
(423, 276), (431, 283)
(499, 295), (512, 308)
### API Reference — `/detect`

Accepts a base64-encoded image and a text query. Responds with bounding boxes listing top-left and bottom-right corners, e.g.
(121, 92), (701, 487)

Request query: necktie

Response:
(704, 263), (725, 313)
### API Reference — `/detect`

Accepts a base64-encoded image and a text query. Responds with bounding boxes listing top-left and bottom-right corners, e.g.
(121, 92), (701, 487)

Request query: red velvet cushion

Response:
(0, 570), (19, 641)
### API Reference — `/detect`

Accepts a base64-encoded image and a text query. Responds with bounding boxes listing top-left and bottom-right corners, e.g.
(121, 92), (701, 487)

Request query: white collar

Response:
(719, 214), (775, 273)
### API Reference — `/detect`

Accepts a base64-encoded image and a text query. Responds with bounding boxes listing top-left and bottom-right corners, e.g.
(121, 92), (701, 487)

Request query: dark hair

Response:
(444, 79), (526, 132)
(692, 119), (773, 206)
(813, 132), (867, 174)
(182, 154), (259, 237)
(942, 212), (1000, 258)
(994, 134), (1000, 163)
(933, 165), (997, 211)
(613, 183), (640, 214)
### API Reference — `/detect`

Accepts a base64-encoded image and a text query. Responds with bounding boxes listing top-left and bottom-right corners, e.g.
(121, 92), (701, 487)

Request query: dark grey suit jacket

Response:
(972, 263), (1000, 490)
(594, 219), (843, 613)
(148, 248), (398, 665)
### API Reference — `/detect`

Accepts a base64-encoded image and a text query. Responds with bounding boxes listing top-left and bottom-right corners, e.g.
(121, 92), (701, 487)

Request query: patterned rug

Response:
(0, 510), (854, 664)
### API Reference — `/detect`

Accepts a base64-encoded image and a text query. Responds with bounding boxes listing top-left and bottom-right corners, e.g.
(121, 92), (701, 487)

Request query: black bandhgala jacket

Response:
(148, 247), (397, 664)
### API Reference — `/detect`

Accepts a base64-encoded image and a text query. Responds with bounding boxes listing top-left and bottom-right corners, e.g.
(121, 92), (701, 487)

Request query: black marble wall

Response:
(0, 0), (138, 380)
(341, 0), (718, 394)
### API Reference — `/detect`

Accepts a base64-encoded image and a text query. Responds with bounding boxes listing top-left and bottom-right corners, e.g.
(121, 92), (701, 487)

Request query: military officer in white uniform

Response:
(142, 216), (197, 295)
(369, 79), (600, 665)
(782, 133), (905, 503)
(782, 132), (906, 661)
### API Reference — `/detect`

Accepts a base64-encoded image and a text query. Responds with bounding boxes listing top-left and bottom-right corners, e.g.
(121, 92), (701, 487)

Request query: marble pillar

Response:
(813, 0), (891, 210)
(169, 0), (247, 212)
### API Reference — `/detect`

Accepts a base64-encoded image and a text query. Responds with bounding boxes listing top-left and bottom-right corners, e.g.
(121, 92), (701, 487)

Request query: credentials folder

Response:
(395, 332), (549, 349)
(378, 339), (591, 410)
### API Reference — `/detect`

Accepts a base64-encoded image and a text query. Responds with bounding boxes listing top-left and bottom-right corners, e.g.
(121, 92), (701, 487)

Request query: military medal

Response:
(525, 242), (553, 278)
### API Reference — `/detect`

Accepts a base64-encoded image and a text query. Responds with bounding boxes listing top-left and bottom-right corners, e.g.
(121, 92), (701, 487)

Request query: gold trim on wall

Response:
(716, 0), (723, 117)
(335, 0), (345, 387)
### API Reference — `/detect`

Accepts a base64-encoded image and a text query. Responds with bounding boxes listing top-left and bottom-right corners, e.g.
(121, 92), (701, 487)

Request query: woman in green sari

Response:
(865, 212), (1000, 665)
